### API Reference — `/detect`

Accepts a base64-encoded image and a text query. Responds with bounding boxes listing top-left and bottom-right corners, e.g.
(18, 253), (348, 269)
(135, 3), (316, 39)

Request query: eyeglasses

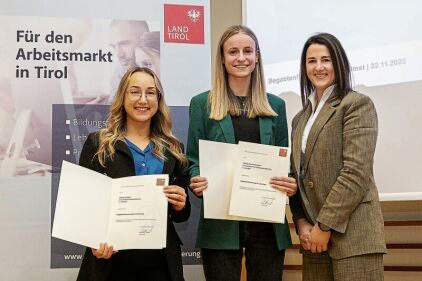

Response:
(127, 90), (159, 101)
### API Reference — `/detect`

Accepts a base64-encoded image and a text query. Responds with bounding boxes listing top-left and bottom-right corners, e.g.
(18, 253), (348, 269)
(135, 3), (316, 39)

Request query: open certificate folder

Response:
(52, 161), (168, 250)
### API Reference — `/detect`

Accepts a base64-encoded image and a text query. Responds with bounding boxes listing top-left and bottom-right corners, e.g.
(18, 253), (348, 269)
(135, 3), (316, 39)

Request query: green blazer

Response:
(186, 91), (292, 250)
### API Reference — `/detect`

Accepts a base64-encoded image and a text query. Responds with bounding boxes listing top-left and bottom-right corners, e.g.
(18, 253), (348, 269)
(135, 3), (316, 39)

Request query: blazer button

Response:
(307, 181), (314, 188)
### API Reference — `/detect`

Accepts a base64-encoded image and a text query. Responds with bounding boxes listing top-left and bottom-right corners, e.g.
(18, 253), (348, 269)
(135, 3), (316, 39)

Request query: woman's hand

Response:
(309, 223), (331, 253)
(91, 243), (116, 259)
(296, 219), (313, 251)
(189, 176), (208, 197)
(270, 176), (297, 196)
(164, 185), (187, 211)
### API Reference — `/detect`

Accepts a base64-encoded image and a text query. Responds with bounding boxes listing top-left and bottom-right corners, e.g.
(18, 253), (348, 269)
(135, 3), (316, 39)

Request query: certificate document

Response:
(199, 140), (285, 222)
(228, 141), (290, 223)
(199, 140), (244, 221)
(52, 161), (168, 250)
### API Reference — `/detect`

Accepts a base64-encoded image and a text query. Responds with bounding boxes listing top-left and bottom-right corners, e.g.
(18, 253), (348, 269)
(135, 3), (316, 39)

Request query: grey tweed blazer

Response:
(289, 90), (387, 259)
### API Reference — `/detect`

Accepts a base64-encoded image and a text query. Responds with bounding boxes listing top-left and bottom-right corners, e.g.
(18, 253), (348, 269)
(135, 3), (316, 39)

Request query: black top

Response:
(231, 96), (260, 144)
(231, 96), (274, 245)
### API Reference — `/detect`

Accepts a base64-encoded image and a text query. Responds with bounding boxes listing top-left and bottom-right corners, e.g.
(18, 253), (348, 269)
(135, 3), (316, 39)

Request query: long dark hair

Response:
(299, 33), (352, 108)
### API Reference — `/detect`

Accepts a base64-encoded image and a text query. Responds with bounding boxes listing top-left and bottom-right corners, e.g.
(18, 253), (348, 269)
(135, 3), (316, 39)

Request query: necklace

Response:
(237, 96), (247, 116)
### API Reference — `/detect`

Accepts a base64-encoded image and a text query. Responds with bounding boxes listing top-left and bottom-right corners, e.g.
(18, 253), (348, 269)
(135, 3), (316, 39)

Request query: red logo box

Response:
(164, 4), (204, 44)
(279, 148), (287, 157)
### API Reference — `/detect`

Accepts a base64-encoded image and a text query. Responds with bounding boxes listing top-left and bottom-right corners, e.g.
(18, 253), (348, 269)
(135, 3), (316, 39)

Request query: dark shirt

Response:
(231, 96), (274, 246)
(231, 97), (260, 144)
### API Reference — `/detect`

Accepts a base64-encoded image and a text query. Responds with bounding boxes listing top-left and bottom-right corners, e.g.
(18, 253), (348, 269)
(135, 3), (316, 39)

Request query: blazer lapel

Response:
(293, 105), (312, 176)
(218, 115), (236, 143)
(303, 96), (341, 173)
(163, 149), (175, 175)
(115, 139), (133, 159)
(259, 117), (272, 145)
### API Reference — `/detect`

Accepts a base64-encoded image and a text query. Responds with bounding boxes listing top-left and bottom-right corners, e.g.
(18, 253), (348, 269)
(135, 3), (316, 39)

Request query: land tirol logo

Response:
(164, 4), (204, 44)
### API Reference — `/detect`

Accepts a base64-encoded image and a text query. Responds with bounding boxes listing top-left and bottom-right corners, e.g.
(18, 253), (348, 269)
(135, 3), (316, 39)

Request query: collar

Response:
(308, 84), (336, 112)
(124, 138), (152, 155)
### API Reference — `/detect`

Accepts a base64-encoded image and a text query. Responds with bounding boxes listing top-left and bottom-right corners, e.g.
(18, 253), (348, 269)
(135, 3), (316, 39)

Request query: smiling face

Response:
(306, 43), (335, 96)
(222, 32), (258, 80)
(124, 71), (159, 127)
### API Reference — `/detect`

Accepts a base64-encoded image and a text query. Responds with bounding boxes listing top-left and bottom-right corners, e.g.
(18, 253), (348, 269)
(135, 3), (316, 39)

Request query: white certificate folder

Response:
(229, 141), (290, 223)
(199, 140), (290, 223)
(52, 161), (168, 250)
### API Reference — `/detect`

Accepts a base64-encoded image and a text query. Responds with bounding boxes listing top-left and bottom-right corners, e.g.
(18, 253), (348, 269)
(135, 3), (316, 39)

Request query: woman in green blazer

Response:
(186, 25), (297, 281)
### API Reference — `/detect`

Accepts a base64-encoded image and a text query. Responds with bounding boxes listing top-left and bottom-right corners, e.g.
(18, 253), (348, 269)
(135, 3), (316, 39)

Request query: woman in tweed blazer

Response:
(289, 33), (387, 281)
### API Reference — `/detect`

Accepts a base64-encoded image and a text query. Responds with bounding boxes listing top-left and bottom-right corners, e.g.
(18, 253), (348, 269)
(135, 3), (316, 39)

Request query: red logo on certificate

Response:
(164, 4), (204, 44)
(279, 148), (287, 157)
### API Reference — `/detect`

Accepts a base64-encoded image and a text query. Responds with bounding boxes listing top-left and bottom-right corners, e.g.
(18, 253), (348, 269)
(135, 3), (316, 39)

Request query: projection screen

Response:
(244, 0), (422, 200)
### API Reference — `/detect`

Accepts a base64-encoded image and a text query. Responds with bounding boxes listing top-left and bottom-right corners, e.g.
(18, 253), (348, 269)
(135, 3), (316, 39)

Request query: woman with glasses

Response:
(76, 67), (190, 281)
(186, 25), (297, 281)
